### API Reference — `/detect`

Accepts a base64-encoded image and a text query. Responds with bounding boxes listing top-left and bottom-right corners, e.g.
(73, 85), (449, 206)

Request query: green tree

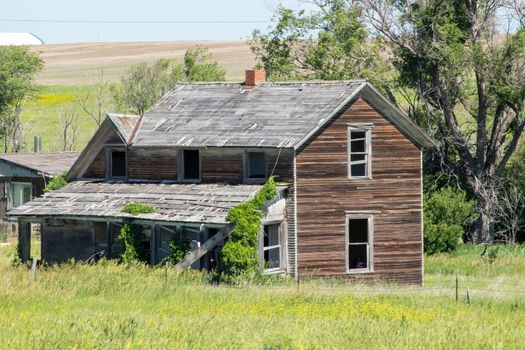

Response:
(249, 1), (394, 95)
(0, 46), (43, 152)
(172, 47), (226, 82)
(362, 0), (525, 242)
(112, 59), (172, 116)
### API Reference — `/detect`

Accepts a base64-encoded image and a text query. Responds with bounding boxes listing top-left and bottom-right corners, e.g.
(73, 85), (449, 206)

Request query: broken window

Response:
(246, 151), (266, 181)
(182, 149), (200, 180)
(262, 223), (281, 271)
(110, 150), (126, 179)
(348, 127), (371, 178)
(347, 216), (372, 272)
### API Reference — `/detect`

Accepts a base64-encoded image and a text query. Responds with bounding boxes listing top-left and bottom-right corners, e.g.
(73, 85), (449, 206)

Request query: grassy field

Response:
(0, 243), (524, 349)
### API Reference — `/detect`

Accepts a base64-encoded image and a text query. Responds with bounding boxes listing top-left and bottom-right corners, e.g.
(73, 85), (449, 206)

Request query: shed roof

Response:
(0, 152), (80, 177)
(8, 181), (262, 224)
(133, 81), (366, 148)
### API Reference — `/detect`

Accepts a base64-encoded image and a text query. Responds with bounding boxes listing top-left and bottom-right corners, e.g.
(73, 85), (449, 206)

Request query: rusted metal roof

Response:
(133, 81), (366, 148)
(8, 181), (262, 224)
(0, 152), (80, 177)
(107, 114), (140, 145)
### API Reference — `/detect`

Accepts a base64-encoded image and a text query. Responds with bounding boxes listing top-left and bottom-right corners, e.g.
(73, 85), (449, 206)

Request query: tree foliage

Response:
(112, 59), (172, 116)
(44, 172), (68, 193)
(424, 187), (476, 254)
(113, 47), (225, 116)
(172, 47), (226, 82)
(0, 46), (43, 152)
(222, 177), (277, 276)
(250, 1), (394, 93)
(117, 221), (145, 264)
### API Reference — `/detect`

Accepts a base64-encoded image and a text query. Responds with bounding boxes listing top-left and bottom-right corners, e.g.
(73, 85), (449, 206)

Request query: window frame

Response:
(347, 125), (373, 179)
(260, 222), (286, 274)
(178, 149), (202, 183)
(106, 147), (128, 181)
(345, 214), (374, 274)
(9, 182), (32, 209)
(244, 150), (267, 183)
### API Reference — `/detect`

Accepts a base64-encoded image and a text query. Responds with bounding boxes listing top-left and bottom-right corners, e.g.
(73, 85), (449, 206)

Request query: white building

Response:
(0, 33), (44, 46)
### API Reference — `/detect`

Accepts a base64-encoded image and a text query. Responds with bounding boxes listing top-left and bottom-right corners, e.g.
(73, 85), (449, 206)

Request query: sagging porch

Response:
(10, 180), (289, 272)
(17, 218), (230, 269)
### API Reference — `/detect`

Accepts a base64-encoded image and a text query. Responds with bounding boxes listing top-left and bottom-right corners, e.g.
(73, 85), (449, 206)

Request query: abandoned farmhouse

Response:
(9, 70), (434, 284)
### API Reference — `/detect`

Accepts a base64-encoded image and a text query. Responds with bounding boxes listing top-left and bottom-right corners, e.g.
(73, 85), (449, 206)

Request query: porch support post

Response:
(18, 220), (31, 263)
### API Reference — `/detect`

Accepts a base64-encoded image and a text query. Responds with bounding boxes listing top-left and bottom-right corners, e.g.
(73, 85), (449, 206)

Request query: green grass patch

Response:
(0, 243), (524, 348)
(21, 85), (114, 152)
(122, 203), (156, 215)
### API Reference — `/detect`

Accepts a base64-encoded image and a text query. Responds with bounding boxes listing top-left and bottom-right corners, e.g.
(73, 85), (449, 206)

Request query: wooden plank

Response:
(174, 225), (231, 269)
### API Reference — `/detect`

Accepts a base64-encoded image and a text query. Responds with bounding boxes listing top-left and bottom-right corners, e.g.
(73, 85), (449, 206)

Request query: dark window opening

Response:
(183, 150), (200, 180)
(348, 218), (370, 271)
(111, 151), (126, 178)
(247, 152), (266, 179)
(348, 128), (370, 178)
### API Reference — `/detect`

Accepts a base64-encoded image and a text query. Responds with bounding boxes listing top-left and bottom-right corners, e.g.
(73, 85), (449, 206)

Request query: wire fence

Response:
(20, 264), (525, 300)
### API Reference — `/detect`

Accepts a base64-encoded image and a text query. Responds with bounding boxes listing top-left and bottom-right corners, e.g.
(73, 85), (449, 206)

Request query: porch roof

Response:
(7, 181), (263, 224)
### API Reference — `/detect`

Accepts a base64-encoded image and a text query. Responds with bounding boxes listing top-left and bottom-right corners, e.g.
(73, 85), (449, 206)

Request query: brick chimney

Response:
(245, 69), (266, 87)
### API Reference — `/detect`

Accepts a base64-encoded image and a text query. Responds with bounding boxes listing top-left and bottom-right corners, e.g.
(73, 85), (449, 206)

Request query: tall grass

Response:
(1, 243), (524, 349)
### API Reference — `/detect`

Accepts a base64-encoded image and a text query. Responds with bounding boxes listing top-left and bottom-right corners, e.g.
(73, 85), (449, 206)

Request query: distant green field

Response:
(20, 85), (113, 152)
(0, 243), (524, 349)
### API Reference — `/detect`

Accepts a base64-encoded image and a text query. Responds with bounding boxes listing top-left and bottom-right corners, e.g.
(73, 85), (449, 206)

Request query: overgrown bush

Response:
(424, 187), (476, 254)
(167, 233), (190, 266)
(44, 172), (67, 192)
(221, 177), (277, 276)
(117, 221), (145, 264)
(122, 202), (156, 215)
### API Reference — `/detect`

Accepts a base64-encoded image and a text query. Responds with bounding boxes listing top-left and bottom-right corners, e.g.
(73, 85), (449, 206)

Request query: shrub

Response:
(424, 187), (476, 254)
(222, 177), (277, 276)
(122, 202), (156, 215)
(117, 222), (145, 264)
(44, 172), (67, 192)
(167, 233), (190, 266)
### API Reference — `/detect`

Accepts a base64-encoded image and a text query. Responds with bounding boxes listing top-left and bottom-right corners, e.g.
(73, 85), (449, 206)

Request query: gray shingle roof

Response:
(107, 114), (140, 145)
(133, 81), (366, 148)
(0, 152), (80, 177)
(8, 181), (262, 224)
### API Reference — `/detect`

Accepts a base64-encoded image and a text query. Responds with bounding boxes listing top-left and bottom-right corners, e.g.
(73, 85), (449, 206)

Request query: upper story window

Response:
(246, 151), (266, 182)
(181, 149), (200, 181)
(108, 149), (126, 179)
(346, 215), (373, 273)
(348, 126), (372, 179)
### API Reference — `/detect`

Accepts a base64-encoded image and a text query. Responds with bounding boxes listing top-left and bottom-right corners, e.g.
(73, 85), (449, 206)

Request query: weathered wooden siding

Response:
(82, 146), (294, 184)
(128, 148), (178, 180)
(295, 98), (423, 284)
(83, 149), (105, 178)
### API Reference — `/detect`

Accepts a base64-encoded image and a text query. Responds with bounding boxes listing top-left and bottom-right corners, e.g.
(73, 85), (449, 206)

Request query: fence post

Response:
(165, 260), (169, 283)
(456, 269), (459, 303)
(31, 258), (37, 281)
(466, 288), (471, 305)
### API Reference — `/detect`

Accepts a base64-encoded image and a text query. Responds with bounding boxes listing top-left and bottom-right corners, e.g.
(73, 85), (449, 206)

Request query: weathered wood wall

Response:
(295, 98), (423, 284)
(82, 147), (294, 184)
(41, 219), (94, 263)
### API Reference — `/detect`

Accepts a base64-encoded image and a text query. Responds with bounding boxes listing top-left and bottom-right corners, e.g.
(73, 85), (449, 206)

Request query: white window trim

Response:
(347, 125), (373, 179)
(106, 148), (127, 181)
(260, 222), (287, 273)
(345, 214), (374, 274)
(9, 182), (32, 209)
(244, 150), (267, 184)
(178, 149), (202, 183)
